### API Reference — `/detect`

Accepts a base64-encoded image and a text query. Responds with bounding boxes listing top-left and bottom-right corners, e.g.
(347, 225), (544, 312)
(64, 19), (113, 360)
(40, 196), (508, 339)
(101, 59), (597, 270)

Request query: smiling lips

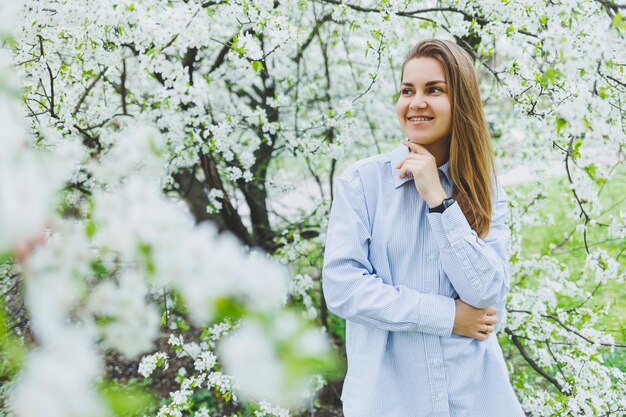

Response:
(407, 116), (434, 123)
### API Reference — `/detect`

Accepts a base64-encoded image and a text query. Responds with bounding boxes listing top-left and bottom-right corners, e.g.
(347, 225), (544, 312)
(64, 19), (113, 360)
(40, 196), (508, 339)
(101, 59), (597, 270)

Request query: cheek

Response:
(442, 110), (453, 132)
(395, 102), (403, 120)
(445, 105), (453, 124)
(436, 102), (452, 122)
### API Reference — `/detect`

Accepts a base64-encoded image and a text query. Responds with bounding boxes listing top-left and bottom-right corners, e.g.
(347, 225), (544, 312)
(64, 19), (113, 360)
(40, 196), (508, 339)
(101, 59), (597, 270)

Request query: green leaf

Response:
(138, 242), (151, 257)
(583, 163), (606, 186)
(90, 259), (108, 279)
(555, 117), (567, 134)
(176, 318), (190, 331)
(506, 24), (515, 36)
(95, 315), (115, 326)
(138, 243), (155, 275)
(0, 303), (26, 376)
(252, 60), (264, 73)
(597, 86), (609, 99)
(100, 381), (156, 417)
(571, 138), (583, 160)
(541, 65), (562, 86)
(229, 35), (246, 56)
(583, 163), (597, 179)
(613, 12), (626, 31)
(214, 297), (246, 323)
(86, 219), (97, 238)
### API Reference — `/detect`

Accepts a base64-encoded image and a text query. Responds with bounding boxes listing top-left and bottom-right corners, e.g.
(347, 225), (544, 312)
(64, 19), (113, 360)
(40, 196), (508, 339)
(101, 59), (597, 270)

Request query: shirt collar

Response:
(388, 144), (453, 188)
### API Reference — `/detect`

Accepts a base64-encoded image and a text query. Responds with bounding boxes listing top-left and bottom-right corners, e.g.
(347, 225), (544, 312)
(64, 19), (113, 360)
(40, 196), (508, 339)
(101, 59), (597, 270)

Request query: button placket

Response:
(424, 336), (450, 415)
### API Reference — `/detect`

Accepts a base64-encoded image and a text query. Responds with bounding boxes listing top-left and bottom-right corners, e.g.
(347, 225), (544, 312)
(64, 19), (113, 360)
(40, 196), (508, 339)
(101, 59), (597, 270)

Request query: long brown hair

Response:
(401, 39), (495, 238)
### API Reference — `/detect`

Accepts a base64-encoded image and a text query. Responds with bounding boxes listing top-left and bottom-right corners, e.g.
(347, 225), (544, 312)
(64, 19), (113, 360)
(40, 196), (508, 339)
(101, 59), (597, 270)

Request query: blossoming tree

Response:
(2, 0), (625, 416)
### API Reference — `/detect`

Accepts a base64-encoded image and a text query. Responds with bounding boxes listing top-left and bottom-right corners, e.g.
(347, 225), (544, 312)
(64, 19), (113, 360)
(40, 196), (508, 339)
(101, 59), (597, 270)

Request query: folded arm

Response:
(426, 189), (511, 309)
(322, 177), (456, 336)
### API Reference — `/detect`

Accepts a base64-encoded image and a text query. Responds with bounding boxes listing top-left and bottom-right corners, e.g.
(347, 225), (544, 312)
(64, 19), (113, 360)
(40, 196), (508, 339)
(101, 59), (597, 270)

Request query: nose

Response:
(409, 97), (428, 110)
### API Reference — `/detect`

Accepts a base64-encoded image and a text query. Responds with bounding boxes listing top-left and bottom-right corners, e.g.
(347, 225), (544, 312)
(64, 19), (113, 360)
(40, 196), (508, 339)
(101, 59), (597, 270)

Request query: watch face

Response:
(443, 197), (455, 208)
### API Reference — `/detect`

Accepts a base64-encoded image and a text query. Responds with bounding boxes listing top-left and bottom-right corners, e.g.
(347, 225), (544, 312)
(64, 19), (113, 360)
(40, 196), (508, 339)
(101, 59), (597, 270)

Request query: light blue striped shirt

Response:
(322, 144), (525, 417)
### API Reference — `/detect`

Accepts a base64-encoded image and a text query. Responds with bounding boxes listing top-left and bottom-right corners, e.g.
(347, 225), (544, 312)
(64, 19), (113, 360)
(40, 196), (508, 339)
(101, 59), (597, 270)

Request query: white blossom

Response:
(138, 352), (169, 378)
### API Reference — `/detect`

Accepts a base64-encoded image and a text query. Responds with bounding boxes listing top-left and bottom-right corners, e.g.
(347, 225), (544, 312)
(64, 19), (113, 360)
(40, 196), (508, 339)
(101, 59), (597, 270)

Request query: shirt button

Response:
(462, 260), (469, 266)
(428, 253), (436, 261)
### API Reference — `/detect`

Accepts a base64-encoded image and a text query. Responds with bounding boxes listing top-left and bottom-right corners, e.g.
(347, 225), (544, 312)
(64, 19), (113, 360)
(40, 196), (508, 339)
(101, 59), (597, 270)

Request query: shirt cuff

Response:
(418, 293), (456, 337)
(426, 201), (474, 247)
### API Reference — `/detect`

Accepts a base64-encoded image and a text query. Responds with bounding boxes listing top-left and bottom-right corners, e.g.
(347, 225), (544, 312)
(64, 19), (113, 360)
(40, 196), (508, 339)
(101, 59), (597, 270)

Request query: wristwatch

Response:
(429, 197), (455, 214)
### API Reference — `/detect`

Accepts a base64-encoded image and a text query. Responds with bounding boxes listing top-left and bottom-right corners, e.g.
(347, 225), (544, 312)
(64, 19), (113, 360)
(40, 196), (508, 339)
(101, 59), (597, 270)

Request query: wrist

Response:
(425, 190), (449, 208)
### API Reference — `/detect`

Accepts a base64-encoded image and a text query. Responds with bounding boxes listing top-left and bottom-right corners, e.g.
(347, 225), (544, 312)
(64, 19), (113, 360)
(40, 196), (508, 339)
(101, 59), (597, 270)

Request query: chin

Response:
(406, 137), (431, 145)
(405, 132), (449, 147)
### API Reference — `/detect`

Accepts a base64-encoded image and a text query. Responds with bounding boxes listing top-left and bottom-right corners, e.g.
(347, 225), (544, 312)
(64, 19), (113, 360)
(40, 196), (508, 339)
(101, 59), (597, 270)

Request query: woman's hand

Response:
(394, 141), (447, 207)
(452, 298), (498, 340)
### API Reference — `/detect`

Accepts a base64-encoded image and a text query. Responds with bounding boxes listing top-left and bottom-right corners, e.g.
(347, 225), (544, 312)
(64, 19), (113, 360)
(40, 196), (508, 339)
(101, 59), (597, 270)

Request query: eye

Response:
(428, 86), (444, 94)
(400, 88), (413, 95)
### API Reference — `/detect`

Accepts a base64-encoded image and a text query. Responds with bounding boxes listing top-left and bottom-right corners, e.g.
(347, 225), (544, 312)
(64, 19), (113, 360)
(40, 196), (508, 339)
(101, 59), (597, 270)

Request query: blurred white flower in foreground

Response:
(0, 49), (79, 253)
(219, 311), (335, 408)
(11, 331), (107, 417)
(87, 270), (160, 358)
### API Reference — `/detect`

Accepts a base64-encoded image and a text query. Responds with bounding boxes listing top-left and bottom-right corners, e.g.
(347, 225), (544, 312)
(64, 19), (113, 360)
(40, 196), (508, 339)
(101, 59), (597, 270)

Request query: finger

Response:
(393, 153), (427, 169)
(397, 159), (424, 178)
(394, 155), (410, 169)
(484, 315), (498, 325)
(402, 140), (432, 155)
(397, 161), (413, 178)
(475, 332), (488, 341)
(485, 306), (497, 316)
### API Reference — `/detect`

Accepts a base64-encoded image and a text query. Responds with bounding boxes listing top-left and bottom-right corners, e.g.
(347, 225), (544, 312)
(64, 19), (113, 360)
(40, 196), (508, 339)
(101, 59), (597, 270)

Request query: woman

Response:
(322, 39), (525, 417)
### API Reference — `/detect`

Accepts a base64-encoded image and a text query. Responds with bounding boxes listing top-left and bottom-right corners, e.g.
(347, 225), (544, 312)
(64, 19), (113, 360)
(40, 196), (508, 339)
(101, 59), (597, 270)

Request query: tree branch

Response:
(198, 153), (253, 246)
(182, 47), (198, 85)
(72, 67), (108, 116)
(508, 310), (626, 348)
(38, 35), (57, 118)
(315, 0), (538, 38)
(208, 31), (245, 75)
(504, 327), (567, 394)
(294, 12), (333, 63)
(121, 58), (128, 115)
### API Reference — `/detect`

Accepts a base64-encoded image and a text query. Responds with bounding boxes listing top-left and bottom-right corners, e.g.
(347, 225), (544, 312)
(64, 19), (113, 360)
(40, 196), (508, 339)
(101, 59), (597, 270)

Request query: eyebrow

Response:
(401, 80), (447, 87)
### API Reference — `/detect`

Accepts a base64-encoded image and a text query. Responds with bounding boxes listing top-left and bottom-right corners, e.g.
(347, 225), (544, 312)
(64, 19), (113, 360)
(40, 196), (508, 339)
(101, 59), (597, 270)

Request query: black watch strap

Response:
(429, 197), (455, 214)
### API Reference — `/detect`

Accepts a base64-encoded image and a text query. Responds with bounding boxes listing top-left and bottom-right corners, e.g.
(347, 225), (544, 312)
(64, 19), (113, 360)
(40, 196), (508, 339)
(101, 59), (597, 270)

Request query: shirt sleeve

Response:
(322, 177), (456, 336)
(426, 187), (511, 309)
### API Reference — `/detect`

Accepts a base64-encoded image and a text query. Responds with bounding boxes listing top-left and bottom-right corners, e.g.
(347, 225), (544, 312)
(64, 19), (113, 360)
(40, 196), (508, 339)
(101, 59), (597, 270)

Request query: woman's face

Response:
(396, 57), (452, 154)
